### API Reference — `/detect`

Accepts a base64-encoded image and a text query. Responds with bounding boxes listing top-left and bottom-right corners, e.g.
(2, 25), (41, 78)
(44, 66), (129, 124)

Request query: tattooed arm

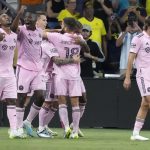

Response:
(52, 55), (80, 66)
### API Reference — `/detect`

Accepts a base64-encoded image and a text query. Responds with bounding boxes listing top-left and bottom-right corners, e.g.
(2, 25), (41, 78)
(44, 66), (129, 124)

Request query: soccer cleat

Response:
(23, 120), (34, 137)
(78, 129), (84, 137)
(45, 126), (58, 136)
(37, 128), (53, 138)
(69, 132), (79, 139)
(130, 135), (149, 141)
(9, 130), (19, 139)
(17, 128), (27, 138)
(64, 127), (71, 139)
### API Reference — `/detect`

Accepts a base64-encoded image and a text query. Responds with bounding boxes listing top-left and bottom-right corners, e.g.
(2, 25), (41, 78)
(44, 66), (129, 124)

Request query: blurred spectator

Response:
(116, 16), (142, 70)
(19, 0), (46, 13)
(93, 0), (113, 31)
(111, 0), (129, 15)
(81, 24), (105, 77)
(46, 0), (65, 29)
(6, 0), (18, 11)
(119, 0), (147, 29)
(57, 0), (79, 23)
(139, 0), (150, 15)
(79, 4), (107, 57)
(106, 15), (122, 71)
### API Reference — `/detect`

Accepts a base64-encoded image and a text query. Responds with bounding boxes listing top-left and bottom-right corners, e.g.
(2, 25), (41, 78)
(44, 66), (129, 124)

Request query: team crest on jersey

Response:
(28, 38), (33, 44)
(145, 47), (150, 53)
(19, 85), (24, 91)
(2, 45), (8, 51)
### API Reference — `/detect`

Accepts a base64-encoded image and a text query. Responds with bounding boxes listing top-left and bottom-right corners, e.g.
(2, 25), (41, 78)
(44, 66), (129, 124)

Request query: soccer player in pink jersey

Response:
(44, 17), (88, 139)
(22, 14), (80, 138)
(123, 16), (150, 141)
(0, 13), (18, 139)
(10, 6), (47, 137)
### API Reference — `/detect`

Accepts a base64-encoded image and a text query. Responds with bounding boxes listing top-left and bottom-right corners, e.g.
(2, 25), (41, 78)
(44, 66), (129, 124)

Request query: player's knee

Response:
(141, 100), (149, 110)
(43, 101), (51, 108)
(51, 101), (58, 109)
(6, 98), (16, 105)
(79, 93), (87, 104)
(33, 90), (45, 107)
(16, 93), (27, 108)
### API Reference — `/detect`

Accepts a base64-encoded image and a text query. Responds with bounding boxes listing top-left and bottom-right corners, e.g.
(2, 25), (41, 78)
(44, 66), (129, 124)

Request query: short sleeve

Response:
(130, 36), (141, 54)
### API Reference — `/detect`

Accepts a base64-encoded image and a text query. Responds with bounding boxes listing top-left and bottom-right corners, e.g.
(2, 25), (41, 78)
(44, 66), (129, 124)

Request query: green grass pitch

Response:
(0, 128), (150, 150)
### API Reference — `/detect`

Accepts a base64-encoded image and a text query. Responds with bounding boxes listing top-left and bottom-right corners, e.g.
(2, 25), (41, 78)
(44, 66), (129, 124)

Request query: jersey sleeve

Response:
(130, 36), (141, 54)
(45, 43), (59, 58)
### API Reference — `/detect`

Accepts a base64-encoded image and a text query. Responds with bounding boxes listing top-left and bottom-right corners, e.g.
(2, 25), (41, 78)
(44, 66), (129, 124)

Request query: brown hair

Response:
(143, 16), (150, 30)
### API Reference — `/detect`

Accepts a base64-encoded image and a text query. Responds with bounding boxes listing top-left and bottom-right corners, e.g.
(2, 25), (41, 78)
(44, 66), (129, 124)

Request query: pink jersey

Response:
(47, 32), (81, 80)
(17, 25), (43, 71)
(0, 28), (17, 77)
(130, 31), (150, 73)
(41, 40), (59, 74)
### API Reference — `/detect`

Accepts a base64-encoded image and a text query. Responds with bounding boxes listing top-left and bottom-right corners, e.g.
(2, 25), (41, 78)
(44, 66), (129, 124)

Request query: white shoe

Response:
(37, 128), (53, 138)
(17, 128), (27, 138)
(64, 127), (71, 138)
(78, 129), (84, 137)
(45, 126), (58, 136)
(69, 132), (79, 139)
(130, 135), (149, 141)
(23, 120), (34, 137)
(9, 130), (19, 139)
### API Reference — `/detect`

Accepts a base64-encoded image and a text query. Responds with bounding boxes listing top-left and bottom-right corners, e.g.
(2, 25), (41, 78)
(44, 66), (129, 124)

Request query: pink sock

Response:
(7, 105), (17, 130)
(45, 107), (57, 127)
(16, 107), (25, 128)
(79, 105), (85, 118)
(39, 106), (49, 127)
(72, 106), (80, 133)
(26, 103), (41, 123)
(133, 118), (144, 136)
(59, 104), (69, 129)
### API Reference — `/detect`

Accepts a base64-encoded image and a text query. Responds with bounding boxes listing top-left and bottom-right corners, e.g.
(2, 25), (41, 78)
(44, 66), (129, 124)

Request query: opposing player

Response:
(123, 16), (150, 141)
(0, 13), (18, 139)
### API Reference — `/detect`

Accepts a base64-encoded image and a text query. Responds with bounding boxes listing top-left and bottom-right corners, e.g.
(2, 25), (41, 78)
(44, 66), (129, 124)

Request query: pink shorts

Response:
(0, 77), (17, 100)
(80, 78), (86, 93)
(16, 66), (46, 93)
(54, 75), (82, 97)
(136, 68), (150, 96)
(45, 77), (55, 102)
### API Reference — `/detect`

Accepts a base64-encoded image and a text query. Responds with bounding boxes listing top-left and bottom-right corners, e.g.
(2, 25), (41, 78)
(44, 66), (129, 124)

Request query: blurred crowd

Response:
(0, 0), (150, 78)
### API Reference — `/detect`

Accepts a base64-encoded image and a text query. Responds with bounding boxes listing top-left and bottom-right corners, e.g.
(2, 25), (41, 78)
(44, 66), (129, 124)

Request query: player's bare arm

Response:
(11, 5), (26, 32)
(52, 55), (80, 66)
(123, 52), (136, 90)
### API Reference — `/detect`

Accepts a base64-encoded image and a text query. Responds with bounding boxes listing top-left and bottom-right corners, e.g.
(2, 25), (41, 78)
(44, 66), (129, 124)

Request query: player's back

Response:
(47, 32), (81, 80)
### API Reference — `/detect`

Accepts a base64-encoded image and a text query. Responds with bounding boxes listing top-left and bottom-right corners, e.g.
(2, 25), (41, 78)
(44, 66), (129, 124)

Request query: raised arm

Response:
(11, 5), (25, 32)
